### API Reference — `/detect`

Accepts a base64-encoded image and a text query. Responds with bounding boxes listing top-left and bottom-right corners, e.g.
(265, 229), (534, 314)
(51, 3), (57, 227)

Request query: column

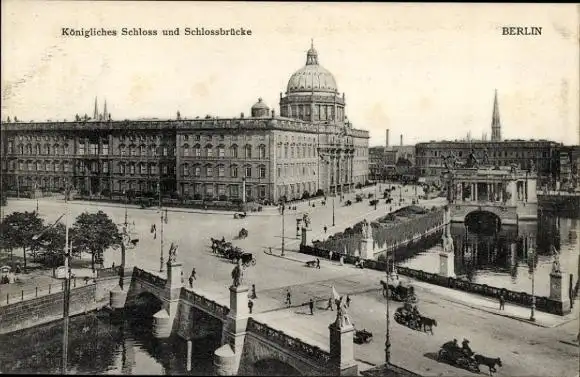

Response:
(474, 183), (478, 202)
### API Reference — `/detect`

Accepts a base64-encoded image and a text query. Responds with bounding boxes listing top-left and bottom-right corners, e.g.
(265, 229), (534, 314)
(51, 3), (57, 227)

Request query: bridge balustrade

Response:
(133, 267), (166, 288)
(181, 289), (230, 320)
(247, 318), (332, 366)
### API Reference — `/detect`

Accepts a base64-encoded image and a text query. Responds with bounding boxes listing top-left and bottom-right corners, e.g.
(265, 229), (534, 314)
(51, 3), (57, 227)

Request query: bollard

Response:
(36, 287), (38, 297)
(49, 284), (51, 294)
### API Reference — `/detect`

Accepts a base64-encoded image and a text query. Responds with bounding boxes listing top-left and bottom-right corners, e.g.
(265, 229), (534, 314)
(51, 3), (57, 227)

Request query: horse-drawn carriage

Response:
(233, 212), (247, 219)
(240, 252), (256, 268)
(353, 329), (373, 344)
(437, 341), (480, 373)
(393, 302), (437, 334)
(381, 280), (418, 303)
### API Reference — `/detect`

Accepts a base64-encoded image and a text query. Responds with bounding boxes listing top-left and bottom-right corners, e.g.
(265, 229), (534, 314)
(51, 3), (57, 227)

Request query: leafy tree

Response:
(71, 211), (122, 271)
(36, 222), (67, 268)
(1, 211), (44, 269)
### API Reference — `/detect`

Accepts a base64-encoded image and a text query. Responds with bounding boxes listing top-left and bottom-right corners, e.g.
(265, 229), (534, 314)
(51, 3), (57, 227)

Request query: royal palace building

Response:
(0, 43), (370, 203)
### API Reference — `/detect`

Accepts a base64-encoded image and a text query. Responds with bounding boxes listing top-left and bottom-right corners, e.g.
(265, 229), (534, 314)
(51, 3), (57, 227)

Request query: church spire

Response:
(93, 97), (98, 120)
(491, 89), (501, 141)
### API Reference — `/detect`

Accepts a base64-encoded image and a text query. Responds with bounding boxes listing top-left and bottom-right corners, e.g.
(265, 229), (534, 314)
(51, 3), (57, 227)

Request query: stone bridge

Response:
(120, 263), (356, 376)
(450, 202), (519, 226)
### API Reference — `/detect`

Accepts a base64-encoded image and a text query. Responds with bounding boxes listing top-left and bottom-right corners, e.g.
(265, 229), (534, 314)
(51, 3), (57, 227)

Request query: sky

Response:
(2, 2), (579, 147)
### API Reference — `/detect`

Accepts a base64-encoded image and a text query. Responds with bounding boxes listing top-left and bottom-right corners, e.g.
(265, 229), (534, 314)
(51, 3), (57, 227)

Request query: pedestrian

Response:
(499, 294), (505, 310)
(326, 297), (333, 311)
(154, 230), (157, 240)
(112, 262), (115, 269)
(309, 298), (314, 315)
(285, 290), (292, 307)
(329, 250), (334, 261)
(181, 270), (184, 283)
(248, 299), (254, 314)
(251, 284), (257, 299)
(188, 275), (193, 288)
(324, 226), (328, 234)
(191, 267), (196, 280)
(346, 294), (351, 308)
(316, 258), (320, 269)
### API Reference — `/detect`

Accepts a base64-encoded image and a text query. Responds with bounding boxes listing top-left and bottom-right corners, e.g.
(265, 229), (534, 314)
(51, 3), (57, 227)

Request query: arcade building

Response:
(0, 42), (370, 203)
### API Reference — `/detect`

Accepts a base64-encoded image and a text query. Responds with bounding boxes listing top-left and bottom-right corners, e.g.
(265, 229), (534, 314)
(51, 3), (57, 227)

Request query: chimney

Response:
(400, 134), (403, 146)
(240, 112), (244, 118)
(386, 129), (390, 148)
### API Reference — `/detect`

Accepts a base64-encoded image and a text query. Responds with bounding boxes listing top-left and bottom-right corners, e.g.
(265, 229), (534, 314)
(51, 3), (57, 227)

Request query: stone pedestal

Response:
(329, 321), (358, 376)
(214, 344), (236, 376)
(218, 285), (250, 376)
(360, 237), (374, 260)
(550, 272), (571, 313)
(301, 227), (310, 246)
(109, 285), (128, 311)
(439, 252), (455, 278)
(166, 261), (183, 291)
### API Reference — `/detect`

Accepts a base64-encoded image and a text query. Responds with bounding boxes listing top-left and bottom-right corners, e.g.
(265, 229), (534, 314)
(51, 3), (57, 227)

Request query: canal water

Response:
(0, 310), (219, 375)
(400, 213), (580, 298)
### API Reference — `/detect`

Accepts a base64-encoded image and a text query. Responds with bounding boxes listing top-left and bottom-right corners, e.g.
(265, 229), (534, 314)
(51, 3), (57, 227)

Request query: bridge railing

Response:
(299, 244), (569, 316)
(0, 277), (94, 307)
(133, 267), (167, 288)
(181, 288), (230, 320)
(247, 318), (332, 367)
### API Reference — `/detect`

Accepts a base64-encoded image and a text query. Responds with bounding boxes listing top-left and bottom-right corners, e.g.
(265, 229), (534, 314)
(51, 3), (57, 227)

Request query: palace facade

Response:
(0, 43), (370, 203)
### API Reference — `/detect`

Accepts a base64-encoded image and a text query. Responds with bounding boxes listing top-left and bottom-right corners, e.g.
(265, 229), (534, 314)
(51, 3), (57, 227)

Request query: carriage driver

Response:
(412, 305), (420, 318)
(462, 338), (473, 357)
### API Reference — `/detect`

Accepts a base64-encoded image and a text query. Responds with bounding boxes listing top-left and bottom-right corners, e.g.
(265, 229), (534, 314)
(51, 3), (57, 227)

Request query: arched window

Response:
(140, 162), (147, 175)
(182, 164), (190, 176)
(44, 144), (50, 155)
(26, 144), (32, 155)
(205, 164), (213, 177)
(259, 165), (266, 178)
(231, 144), (238, 158)
(140, 144), (146, 156)
(284, 144), (288, 159)
(194, 164), (201, 177)
(206, 144), (213, 157)
(193, 144), (201, 157)
(119, 162), (126, 174)
(218, 164), (225, 177)
(245, 164), (252, 178)
(149, 145), (156, 156)
(218, 144), (225, 158)
(245, 144), (252, 159)
(258, 144), (266, 159)
(35, 144), (41, 155)
(18, 144), (23, 154)
(129, 145), (136, 157)
(230, 164), (238, 178)
(183, 143), (190, 157)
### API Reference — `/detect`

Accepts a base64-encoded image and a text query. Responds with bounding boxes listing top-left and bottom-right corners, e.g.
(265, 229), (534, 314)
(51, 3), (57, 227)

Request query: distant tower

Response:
(93, 97), (98, 120)
(103, 100), (108, 121)
(491, 89), (502, 141)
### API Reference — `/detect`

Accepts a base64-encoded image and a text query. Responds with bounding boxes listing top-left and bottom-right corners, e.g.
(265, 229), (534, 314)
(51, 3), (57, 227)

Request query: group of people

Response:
(443, 338), (474, 358)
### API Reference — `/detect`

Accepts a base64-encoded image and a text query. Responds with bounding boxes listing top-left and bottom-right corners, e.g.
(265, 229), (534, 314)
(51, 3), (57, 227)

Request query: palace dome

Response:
(251, 97), (270, 117)
(286, 42), (338, 94)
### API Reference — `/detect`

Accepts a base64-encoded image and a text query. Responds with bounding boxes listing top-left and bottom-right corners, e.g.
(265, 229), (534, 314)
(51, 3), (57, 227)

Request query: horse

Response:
(418, 315), (437, 335)
(474, 354), (502, 376)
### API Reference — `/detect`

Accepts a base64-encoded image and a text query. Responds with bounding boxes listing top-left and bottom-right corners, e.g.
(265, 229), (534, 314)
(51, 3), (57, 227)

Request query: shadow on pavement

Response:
(423, 352), (440, 363)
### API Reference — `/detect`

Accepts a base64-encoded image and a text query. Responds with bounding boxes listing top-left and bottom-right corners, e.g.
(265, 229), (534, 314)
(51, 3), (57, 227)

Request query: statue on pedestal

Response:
(362, 220), (371, 239)
(551, 245), (561, 274)
(231, 258), (244, 287)
(465, 149), (479, 168)
(168, 242), (178, 264)
(482, 149), (490, 166)
(335, 297), (352, 328)
(303, 213), (311, 229)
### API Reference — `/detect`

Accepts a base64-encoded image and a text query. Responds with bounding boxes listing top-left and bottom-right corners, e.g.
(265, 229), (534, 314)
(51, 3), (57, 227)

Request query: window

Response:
(218, 184), (226, 195)
(277, 166), (281, 177)
(163, 146), (168, 156)
(130, 145), (136, 156)
(206, 145), (213, 157)
(78, 143), (85, 155)
(43, 144), (49, 155)
(218, 165), (225, 177)
(192, 144), (200, 157)
(150, 164), (157, 175)
(92, 162), (98, 172)
(183, 145), (190, 157)
(19, 161), (24, 171)
(284, 144), (288, 158)
(219, 135), (225, 141)
(103, 162), (109, 173)
(90, 144), (98, 155)
(8, 142), (13, 154)
(140, 145), (146, 156)
(162, 165), (168, 174)
(37, 161), (43, 171)
(259, 165), (266, 178)
(183, 164), (189, 176)
(206, 165), (213, 177)
(205, 184), (214, 196)
(245, 145), (252, 159)
(29, 161), (35, 171)
(194, 166), (201, 177)
(19, 144), (23, 154)
(149, 145), (156, 156)
(231, 165), (238, 178)
(258, 145), (266, 159)
(230, 185), (239, 198)
(245, 165), (252, 178)
(59, 162), (65, 172)
(35, 144), (41, 155)
(119, 145), (126, 156)
(139, 163), (146, 174)
(218, 145), (225, 157)
(102, 144), (109, 155)
(130, 164), (135, 175)
(231, 145), (238, 158)
(259, 185), (266, 198)
(119, 163), (126, 174)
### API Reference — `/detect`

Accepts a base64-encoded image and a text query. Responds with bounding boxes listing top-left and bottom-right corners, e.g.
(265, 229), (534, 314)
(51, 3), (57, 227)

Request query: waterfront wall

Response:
(299, 244), (570, 316)
(0, 275), (131, 335)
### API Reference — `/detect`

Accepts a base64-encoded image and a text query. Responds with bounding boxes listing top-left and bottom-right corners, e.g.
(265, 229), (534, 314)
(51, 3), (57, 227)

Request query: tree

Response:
(72, 211), (122, 271)
(36, 222), (66, 268)
(1, 211), (44, 269)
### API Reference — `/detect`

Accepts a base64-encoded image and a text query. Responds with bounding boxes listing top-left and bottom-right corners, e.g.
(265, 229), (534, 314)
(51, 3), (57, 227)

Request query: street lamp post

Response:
(281, 201), (286, 256)
(528, 236), (536, 322)
(385, 263), (391, 364)
(332, 194), (335, 227)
